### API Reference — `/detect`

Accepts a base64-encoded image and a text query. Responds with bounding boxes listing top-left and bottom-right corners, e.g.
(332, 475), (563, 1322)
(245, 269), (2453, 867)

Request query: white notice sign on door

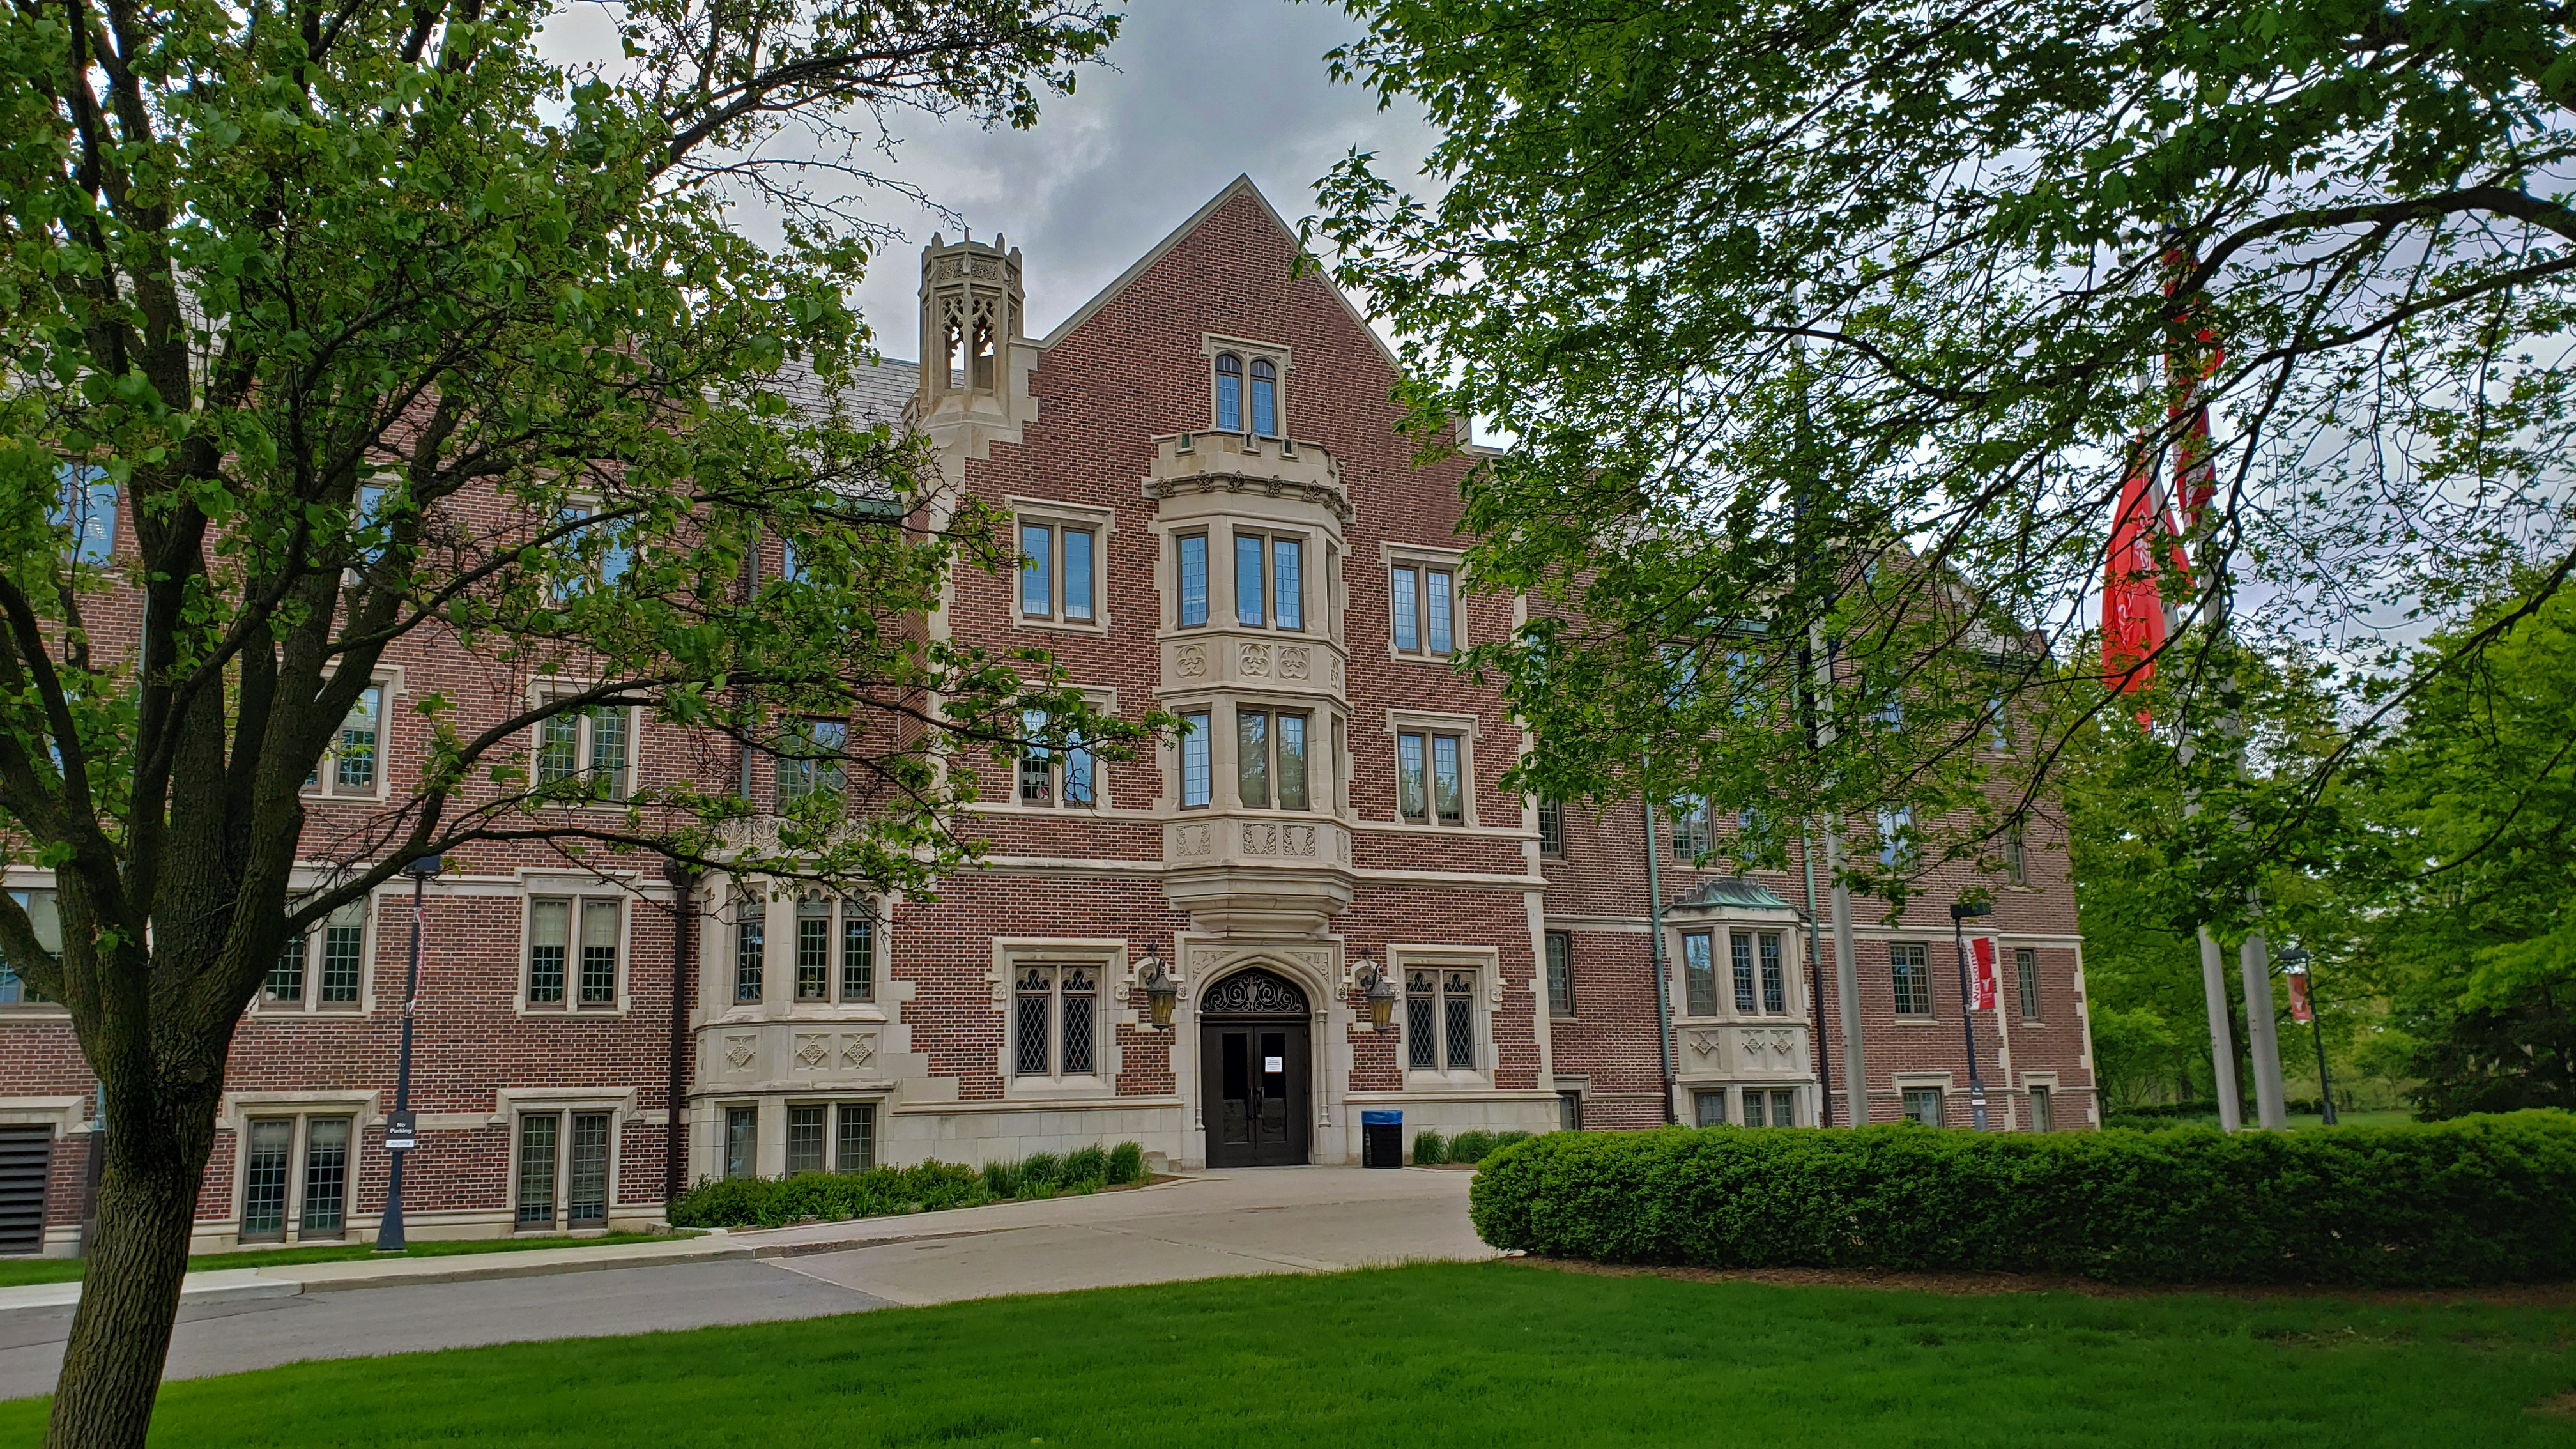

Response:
(1264, 1056), (1284, 1073)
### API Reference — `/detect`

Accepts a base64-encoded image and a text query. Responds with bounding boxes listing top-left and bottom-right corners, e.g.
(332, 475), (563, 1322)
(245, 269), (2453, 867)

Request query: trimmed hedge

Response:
(675, 1140), (1148, 1229)
(1468, 1112), (2576, 1287)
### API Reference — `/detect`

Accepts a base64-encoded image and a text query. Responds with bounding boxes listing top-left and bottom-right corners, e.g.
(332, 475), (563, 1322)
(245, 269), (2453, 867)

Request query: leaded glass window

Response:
(528, 896), (618, 1009)
(1758, 932), (1786, 1015)
(1177, 533), (1209, 627)
(842, 903), (875, 1002)
(1181, 712), (1211, 808)
(1443, 972), (1475, 1070)
(796, 896), (831, 1002)
(1729, 931), (1757, 1013)
(1891, 942), (1932, 1017)
(837, 1104), (876, 1173)
(1545, 931), (1574, 1016)
(1406, 970), (1436, 1070)
(299, 1117), (351, 1236)
(241, 1119), (291, 1238)
(2017, 946), (2041, 1022)
(1013, 964), (1099, 1078)
(1215, 352), (1243, 431)
(1250, 356), (1278, 435)
(516, 1114), (558, 1225)
(318, 901), (365, 1004)
(786, 1105), (827, 1176)
(569, 1113), (611, 1222)
(1015, 967), (1052, 1077)
(734, 906), (763, 1004)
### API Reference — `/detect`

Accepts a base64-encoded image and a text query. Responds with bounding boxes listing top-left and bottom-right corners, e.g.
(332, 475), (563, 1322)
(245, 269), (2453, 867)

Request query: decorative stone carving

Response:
(1176, 643), (1206, 678)
(1279, 647), (1310, 680)
(794, 1034), (830, 1070)
(724, 1036), (756, 1073)
(1331, 656), (1345, 689)
(1175, 823), (1213, 857)
(1688, 1029), (1724, 1059)
(1239, 643), (1271, 677)
(1200, 969), (1311, 1015)
(1338, 830), (1353, 862)
(841, 1034), (877, 1070)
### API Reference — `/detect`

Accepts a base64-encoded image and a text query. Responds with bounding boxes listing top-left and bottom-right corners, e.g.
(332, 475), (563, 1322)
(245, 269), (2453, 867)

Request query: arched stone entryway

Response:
(1199, 967), (1311, 1167)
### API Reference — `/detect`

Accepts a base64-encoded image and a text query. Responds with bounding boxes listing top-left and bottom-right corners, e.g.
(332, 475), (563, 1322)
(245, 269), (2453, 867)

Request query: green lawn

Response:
(7, 1261), (2573, 1447)
(0, 1230), (696, 1289)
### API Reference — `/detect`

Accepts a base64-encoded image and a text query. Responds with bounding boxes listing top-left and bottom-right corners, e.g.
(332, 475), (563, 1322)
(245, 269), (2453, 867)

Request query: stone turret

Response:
(916, 233), (1037, 466)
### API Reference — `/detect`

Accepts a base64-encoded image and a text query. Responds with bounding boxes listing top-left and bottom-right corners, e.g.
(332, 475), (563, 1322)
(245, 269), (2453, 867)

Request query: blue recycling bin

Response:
(1361, 1109), (1403, 1168)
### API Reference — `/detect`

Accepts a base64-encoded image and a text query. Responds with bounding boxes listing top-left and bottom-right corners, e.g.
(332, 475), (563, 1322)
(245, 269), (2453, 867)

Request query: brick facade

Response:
(0, 178), (2092, 1257)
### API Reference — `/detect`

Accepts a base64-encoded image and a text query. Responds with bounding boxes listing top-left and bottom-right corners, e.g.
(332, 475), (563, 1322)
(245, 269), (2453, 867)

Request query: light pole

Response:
(1949, 901), (1993, 1130)
(2278, 946), (2336, 1125)
(378, 854), (440, 1252)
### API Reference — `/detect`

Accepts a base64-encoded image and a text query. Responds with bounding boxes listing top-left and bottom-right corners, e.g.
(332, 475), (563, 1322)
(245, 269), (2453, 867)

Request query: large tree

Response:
(0, 1), (1126, 1443)
(1310, 0), (2576, 907)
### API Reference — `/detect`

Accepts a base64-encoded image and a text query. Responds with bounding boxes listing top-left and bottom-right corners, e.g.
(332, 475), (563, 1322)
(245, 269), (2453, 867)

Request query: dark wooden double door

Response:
(1202, 1019), (1309, 1167)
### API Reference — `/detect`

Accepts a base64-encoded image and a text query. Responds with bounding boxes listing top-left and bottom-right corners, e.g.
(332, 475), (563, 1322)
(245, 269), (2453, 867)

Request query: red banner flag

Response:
(1972, 937), (1997, 1013)
(2102, 441), (2169, 711)
(2286, 969), (2314, 1025)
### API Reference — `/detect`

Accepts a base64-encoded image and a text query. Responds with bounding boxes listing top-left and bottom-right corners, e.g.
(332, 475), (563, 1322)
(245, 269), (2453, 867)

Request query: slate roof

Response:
(764, 353), (918, 429)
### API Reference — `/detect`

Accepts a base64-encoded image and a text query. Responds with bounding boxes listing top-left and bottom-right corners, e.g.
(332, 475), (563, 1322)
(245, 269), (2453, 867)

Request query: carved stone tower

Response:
(916, 233), (1037, 469)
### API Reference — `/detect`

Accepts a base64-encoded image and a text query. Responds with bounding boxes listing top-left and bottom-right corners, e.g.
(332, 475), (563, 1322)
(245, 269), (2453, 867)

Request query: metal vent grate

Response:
(0, 1125), (54, 1255)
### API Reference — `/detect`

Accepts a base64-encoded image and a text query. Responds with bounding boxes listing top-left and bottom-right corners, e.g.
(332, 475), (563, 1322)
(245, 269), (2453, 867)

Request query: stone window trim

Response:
(1379, 540), (1468, 662)
(986, 937), (1129, 1100)
(1381, 709), (1482, 829)
(514, 882), (634, 1017)
(303, 665), (406, 802)
(255, 891), (379, 1018)
(1672, 923), (1801, 1021)
(1387, 943), (1501, 1089)
(1007, 496), (1116, 636)
(218, 1089), (376, 1242)
(523, 675), (642, 809)
(1201, 333), (1292, 438)
(1006, 684), (1117, 811)
(498, 1087), (634, 1234)
(2018, 1071), (2062, 1134)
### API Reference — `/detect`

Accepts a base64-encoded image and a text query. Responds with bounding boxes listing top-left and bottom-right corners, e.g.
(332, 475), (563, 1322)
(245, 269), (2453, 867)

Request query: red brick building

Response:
(0, 178), (2094, 1257)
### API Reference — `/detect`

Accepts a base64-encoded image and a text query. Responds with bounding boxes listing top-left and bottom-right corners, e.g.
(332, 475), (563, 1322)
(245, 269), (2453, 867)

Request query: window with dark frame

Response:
(1742, 1087), (1797, 1127)
(516, 1114), (558, 1226)
(240, 1119), (292, 1239)
(304, 684), (387, 796)
(1018, 519), (1096, 624)
(265, 897), (367, 1011)
(1692, 1091), (1727, 1127)
(528, 896), (620, 1009)
(776, 717), (847, 803)
(836, 1103), (877, 1173)
(1388, 564), (1457, 655)
(1012, 963), (1100, 1078)
(51, 463), (116, 564)
(786, 1105), (827, 1176)
(1671, 796), (1712, 861)
(1683, 930), (1718, 1016)
(1890, 942), (1932, 1017)
(1544, 931), (1575, 1016)
(1017, 707), (1096, 809)
(1180, 711), (1212, 808)
(1215, 352), (1243, 431)
(1236, 708), (1311, 810)
(1537, 798), (1565, 857)
(1177, 533), (1209, 627)
(1901, 1087), (1945, 1126)
(1250, 357), (1278, 435)
(2028, 1084), (2054, 1132)
(534, 700), (632, 802)
(1403, 967), (1480, 1072)
(734, 901), (764, 1003)
(2005, 820), (2028, 885)
(2016, 946), (2040, 1021)
(724, 1105), (757, 1179)
(1394, 732), (1467, 825)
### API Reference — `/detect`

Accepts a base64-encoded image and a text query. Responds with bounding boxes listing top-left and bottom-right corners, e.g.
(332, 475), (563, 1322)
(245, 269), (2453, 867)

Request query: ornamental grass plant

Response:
(674, 1140), (1146, 1229)
(1470, 1112), (2576, 1287)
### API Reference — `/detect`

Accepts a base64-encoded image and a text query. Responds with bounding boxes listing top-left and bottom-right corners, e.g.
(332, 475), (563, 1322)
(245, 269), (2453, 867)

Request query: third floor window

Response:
(1214, 353), (1279, 435)
(1390, 564), (1455, 655)
(1234, 533), (1304, 629)
(1018, 520), (1095, 624)
(1396, 731), (1465, 825)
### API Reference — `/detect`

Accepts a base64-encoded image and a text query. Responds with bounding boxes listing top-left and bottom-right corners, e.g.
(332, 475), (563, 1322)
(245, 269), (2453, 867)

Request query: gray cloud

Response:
(820, 0), (1434, 356)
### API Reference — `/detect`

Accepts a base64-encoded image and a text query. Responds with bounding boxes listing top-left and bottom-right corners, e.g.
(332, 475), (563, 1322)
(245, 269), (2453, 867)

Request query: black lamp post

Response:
(377, 854), (441, 1252)
(1949, 901), (1994, 1131)
(2278, 946), (2336, 1125)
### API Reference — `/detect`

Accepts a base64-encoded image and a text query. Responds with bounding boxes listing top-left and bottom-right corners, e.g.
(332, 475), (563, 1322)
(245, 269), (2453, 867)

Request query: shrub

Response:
(1062, 1145), (1108, 1185)
(1018, 1152), (1062, 1190)
(982, 1160), (1018, 1198)
(1468, 1112), (2576, 1287)
(1447, 1130), (1498, 1164)
(1411, 1130), (1447, 1165)
(670, 1160), (989, 1229)
(1107, 1141), (1145, 1184)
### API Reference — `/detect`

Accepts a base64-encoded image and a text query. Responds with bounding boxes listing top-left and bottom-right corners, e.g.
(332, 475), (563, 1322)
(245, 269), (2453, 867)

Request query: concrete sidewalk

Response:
(0, 1166), (1489, 1398)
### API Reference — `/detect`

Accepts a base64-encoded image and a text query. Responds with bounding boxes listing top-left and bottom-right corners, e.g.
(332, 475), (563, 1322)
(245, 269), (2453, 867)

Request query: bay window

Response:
(1236, 709), (1310, 809)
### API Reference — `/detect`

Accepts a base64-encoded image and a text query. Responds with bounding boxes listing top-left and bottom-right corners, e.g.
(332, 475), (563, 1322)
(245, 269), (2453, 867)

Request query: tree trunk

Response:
(46, 1145), (204, 1448)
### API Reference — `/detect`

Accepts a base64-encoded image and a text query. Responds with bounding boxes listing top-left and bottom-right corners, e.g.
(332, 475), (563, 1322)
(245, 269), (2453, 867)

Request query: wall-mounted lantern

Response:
(1354, 958), (1397, 1031)
(1139, 956), (1177, 1030)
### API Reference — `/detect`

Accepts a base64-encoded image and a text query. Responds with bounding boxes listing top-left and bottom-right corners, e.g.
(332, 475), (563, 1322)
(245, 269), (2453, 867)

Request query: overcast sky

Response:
(547, 0), (1436, 362)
